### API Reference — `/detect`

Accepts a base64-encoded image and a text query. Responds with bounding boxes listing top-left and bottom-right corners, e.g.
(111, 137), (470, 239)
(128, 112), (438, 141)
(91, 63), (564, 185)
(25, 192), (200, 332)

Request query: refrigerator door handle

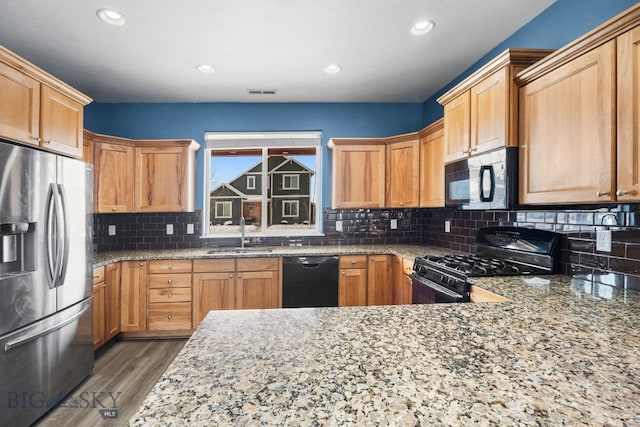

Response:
(45, 184), (57, 288)
(3, 301), (91, 352)
(55, 184), (70, 287)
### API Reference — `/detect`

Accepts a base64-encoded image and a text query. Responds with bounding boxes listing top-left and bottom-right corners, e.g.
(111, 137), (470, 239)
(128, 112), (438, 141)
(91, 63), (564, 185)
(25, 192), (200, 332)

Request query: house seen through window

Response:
(204, 132), (322, 237)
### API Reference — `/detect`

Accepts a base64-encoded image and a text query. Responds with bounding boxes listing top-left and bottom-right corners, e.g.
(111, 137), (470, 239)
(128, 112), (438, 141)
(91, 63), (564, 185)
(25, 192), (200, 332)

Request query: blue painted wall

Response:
(85, 102), (423, 210)
(422, 0), (639, 124)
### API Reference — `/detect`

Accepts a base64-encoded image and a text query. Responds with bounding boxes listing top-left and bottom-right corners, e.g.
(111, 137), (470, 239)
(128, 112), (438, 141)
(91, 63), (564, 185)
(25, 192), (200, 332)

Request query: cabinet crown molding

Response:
(0, 45), (92, 105)
(515, 3), (640, 86)
(436, 48), (553, 106)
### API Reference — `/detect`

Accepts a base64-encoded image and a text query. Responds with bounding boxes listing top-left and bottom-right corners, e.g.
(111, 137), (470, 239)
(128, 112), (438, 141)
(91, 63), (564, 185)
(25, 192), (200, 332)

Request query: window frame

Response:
(282, 174), (299, 190)
(202, 131), (323, 238)
(246, 175), (256, 190)
(282, 200), (299, 217)
(214, 201), (232, 219)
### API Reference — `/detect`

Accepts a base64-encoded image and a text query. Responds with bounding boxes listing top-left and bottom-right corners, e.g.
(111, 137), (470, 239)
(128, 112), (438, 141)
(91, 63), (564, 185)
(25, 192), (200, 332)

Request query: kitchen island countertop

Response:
(128, 272), (640, 426)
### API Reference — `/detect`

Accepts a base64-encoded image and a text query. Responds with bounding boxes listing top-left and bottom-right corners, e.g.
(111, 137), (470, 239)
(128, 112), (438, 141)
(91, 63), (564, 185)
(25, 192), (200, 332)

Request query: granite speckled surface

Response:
(129, 273), (640, 426)
(94, 244), (452, 267)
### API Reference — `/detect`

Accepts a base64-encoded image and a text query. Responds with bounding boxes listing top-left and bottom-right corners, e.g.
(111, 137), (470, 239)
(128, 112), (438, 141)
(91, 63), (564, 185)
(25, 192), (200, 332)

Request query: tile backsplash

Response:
(94, 204), (640, 290)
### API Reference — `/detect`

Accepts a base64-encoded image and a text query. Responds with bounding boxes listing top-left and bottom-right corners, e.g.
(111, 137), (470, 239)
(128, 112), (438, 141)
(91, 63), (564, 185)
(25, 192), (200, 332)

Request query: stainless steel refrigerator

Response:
(0, 140), (94, 426)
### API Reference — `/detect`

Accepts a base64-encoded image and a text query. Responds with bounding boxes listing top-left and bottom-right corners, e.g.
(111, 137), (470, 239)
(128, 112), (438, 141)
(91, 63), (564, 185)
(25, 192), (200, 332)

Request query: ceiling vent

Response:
(247, 89), (277, 95)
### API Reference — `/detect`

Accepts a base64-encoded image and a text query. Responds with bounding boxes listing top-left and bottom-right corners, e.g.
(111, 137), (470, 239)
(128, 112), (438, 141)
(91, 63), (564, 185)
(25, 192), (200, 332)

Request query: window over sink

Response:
(203, 131), (322, 238)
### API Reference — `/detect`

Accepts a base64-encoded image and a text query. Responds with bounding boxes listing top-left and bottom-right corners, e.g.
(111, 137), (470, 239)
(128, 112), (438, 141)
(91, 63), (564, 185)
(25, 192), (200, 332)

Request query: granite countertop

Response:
(94, 244), (453, 267)
(129, 273), (640, 426)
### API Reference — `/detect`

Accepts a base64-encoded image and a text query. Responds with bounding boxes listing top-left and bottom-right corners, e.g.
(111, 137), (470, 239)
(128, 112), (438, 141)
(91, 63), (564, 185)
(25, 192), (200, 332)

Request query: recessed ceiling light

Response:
(324, 64), (342, 74)
(196, 64), (216, 74)
(411, 20), (435, 35)
(96, 8), (126, 26)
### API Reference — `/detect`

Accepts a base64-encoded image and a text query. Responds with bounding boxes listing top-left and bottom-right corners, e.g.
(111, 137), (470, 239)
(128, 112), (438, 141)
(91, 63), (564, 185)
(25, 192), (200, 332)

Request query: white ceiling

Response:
(0, 0), (556, 103)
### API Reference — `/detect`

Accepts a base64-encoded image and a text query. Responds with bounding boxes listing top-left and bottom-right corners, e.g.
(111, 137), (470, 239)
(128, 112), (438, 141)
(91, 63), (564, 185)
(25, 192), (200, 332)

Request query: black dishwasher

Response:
(282, 256), (339, 308)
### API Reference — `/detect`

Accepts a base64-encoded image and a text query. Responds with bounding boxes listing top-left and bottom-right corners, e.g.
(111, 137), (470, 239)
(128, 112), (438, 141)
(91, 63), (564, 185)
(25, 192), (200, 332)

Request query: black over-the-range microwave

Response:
(445, 147), (518, 210)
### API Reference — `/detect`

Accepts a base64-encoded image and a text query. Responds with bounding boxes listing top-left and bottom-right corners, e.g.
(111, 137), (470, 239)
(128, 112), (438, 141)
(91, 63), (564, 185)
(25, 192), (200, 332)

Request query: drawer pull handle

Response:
(167, 315), (172, 320)
(616, 189), (629, 197)
(351, 260), (356, 264)
(111, 207), (116, 211)
(31, 136), (42, 143)
(596, 191), (610, 197)
(168, 294), (173, 299)
(168, 265), (173, 269)
(167, 279), (173, 284)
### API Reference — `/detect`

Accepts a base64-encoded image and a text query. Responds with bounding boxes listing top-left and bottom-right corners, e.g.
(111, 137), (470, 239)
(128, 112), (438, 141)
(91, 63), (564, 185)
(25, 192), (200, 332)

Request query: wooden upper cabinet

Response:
(438, 49), (553, 164)
(328, 139), (386, 208)
(0, 61), (40, 145)
(418, 119), (445, 207)
(386, 135), (420, 208)
(617, 25), (640, 201)
(442, 91), (470, 163)
(94, 137), (135, 213)
(0, 46), (91, 158)
(40, 85), (84, 158)
(134, 140), (199, 212)
(519, 42), (616, 205)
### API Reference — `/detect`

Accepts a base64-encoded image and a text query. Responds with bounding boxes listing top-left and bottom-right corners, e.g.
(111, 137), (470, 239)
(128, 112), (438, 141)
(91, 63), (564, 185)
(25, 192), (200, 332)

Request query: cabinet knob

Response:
(102, 284), (106, 288)
(94, 274), (100, 279)
(351, 260), (356, 264)
(30, 136), (42, 143)
(44, 140), (52, 144)
(167, 279), (173, 284)
(139, 263), (145, 267)
(342, 271), (346, 276)
(168, 294), (173, 299)
(370, 257), (375, 261)
(461, 149), (470, 155)
(616, 189), (629, 197)
(596, 191), (610, 197)
(238, 274), (243, 278)
(229, 274), (234, 278)
(167, 265), (172, 269)
(470, 147), (478, 153)
(167, 315), (173, 320)
(181, 207), (185, 210)
(112, 207), (116, 211)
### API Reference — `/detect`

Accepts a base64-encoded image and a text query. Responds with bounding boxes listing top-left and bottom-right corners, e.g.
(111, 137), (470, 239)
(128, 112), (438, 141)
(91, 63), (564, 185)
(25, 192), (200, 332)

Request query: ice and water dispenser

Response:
(0, 222), (36, 276)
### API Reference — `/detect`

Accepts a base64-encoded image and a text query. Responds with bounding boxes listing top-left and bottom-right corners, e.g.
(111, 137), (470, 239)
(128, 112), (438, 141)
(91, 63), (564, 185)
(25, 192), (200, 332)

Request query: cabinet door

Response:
(40, 85), (83, 158)
(236, 270), (280, 309)
(386, 139), (419, 207)
(617, 27), (640, 201)
(332, 144), (386, 208)
(338, 268), (367, 307)
(443, 91), (470, 164)
(471, 67), (509, 154)
(0, 62), (40, 145)
(519, 41), (616, 205)
(104, 263), (121, 341)
(192, 272), (236, 326)
(92, 283), (105, 350)
(94, 142), (135, 213)
(419, 126), (444, 207)
(135, 146), (189, 212)
(367, 255), (392, 306)
(120, 261), (148, 332)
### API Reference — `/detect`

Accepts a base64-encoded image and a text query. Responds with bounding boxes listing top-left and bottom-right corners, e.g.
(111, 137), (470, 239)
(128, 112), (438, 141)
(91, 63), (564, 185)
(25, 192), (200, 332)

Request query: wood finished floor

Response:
(34, 338), (187, 427)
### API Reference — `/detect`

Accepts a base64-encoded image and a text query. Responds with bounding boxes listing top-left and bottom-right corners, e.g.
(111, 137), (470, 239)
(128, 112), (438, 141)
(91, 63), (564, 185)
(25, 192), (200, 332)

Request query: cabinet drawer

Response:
(148, 273), (192, 288)
(148, 302), (192, 330)
(339, 256), (367, 269)
(193, 258), (235, 273)
(149, 287), (192, 303)
(92, 266), (105, 285)
(236, 257), (279, 272)
(148, 259), (192, 274)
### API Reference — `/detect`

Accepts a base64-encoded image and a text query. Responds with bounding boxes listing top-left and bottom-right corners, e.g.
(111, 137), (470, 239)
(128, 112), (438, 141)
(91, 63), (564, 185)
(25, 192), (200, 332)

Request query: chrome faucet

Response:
(240, 216), (246, 248)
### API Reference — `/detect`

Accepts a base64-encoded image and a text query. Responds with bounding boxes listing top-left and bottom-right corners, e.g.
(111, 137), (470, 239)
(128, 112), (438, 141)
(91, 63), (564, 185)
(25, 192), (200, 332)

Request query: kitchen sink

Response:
(206, 247), (274, 254)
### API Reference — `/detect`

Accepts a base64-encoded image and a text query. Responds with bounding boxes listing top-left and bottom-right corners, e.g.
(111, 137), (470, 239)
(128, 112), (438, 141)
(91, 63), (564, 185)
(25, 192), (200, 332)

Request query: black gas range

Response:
(411, 227), (560, 304)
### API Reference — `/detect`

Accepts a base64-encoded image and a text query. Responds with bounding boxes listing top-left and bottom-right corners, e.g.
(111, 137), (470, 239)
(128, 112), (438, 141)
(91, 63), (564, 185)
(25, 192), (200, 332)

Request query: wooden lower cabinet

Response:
(147, 260), (193, 331)
(338, 255), (392, 306)
(367, 255), (392, 306)
(192, 257), (281, 328)
(392, 256), (413, 305)
(120, 261), (148, 332)
(92, 263), (121, 350)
